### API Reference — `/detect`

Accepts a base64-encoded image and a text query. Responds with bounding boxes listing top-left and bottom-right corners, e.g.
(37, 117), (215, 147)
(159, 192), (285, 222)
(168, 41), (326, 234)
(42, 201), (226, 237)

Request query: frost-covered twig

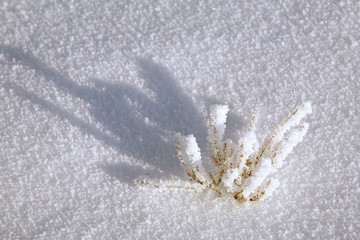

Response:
(140, 102), (312, 202)
(175, 134), (210, 186)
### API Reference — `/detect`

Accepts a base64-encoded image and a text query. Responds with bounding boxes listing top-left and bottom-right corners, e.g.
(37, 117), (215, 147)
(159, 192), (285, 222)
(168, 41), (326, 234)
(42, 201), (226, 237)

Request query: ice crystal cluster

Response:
(176, 102), (312, 202)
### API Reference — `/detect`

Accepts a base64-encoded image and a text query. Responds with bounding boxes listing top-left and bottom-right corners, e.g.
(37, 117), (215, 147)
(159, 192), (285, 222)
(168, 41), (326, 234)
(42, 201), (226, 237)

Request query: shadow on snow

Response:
(0, 45), (208, 184)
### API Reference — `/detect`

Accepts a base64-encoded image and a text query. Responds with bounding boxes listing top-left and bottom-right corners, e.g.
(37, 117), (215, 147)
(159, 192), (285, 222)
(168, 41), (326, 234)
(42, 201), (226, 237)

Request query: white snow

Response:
(1, 0), (359, 239)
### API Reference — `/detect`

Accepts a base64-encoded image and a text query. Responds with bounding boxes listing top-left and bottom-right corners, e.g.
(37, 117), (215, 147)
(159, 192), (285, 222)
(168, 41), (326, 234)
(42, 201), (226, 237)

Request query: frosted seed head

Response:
(210, 104), (229, 125)
(223, 168), (240, 192)
(261, 178), (280, 200)
(185, 135), (201, 163)
(242, 158), (276, 198)
(171, 102), (311, 202)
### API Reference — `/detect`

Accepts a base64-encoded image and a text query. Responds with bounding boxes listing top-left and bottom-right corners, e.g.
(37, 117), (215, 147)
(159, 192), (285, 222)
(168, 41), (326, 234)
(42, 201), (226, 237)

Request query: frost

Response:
(139, 102), (311, 202)
(241, 158), (275, 199)
(175, 134), (210, 185)
(172, 102), (312, 202)
(223, 168), (240, 192)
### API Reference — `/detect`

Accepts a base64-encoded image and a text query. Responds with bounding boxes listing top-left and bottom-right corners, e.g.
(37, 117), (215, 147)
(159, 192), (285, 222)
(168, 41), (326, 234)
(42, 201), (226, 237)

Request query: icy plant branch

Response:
(175, 102), (312, 202)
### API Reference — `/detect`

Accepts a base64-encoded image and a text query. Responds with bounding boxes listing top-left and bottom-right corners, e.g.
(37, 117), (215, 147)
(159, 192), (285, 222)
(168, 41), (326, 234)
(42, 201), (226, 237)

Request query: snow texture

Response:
(1, 0), (359, 239)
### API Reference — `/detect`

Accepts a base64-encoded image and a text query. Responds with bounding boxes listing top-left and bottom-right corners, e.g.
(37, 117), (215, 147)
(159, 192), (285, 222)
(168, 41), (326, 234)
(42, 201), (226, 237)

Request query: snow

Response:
(1, 0), (360, 239)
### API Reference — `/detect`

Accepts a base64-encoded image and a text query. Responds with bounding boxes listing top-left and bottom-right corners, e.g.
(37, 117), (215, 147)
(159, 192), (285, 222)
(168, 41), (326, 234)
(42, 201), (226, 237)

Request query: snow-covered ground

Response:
(1, 1), (359, 239)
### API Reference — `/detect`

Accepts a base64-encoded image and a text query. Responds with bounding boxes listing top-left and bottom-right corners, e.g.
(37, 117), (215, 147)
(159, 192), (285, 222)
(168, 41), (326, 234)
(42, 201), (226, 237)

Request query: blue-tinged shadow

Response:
(1, 45), (207, 183)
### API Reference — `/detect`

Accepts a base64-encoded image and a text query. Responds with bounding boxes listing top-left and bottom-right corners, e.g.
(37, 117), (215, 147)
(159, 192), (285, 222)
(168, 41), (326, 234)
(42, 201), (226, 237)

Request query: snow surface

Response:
(1, 0), (359, 239)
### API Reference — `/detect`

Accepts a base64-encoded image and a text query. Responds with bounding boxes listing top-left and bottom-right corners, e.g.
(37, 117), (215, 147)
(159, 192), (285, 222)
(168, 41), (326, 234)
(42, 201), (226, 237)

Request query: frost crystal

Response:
(174, 102), (312, 202)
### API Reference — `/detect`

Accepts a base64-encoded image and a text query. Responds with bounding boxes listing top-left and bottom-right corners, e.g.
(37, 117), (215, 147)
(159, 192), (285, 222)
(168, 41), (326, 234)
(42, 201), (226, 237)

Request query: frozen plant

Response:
(174, 102), (312, 201)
